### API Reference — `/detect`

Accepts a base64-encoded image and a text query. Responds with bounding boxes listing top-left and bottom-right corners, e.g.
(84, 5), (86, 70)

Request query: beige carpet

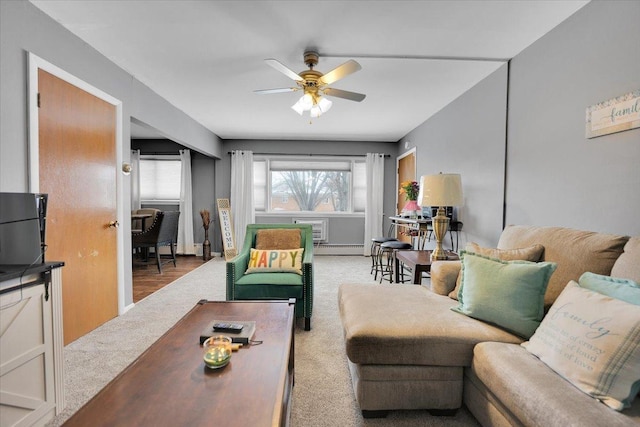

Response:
(47, 256), (480, 427)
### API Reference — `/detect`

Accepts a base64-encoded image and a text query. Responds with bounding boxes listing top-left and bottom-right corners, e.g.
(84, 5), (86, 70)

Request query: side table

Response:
(395, 250), (460, 284)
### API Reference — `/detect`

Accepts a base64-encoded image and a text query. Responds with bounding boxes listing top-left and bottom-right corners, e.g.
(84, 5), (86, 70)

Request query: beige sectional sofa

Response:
(338, 225), (640, 425)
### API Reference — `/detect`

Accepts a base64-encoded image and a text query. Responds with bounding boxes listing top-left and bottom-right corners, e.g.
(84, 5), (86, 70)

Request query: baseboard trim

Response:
(122, 302), (135, 314)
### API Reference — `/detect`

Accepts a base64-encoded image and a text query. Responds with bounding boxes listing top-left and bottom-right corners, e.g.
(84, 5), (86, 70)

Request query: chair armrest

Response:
(301, 234), (314, 318)
(225, 247), (251, 300)
(303, 237), (314, 264)
(430, 260), (462, 296)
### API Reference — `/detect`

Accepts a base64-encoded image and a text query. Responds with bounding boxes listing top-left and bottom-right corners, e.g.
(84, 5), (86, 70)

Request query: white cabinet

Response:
(0, 265), (64, 427)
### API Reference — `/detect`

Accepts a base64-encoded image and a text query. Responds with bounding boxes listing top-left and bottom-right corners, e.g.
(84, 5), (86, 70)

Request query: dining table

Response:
(389, 216), (463, 252)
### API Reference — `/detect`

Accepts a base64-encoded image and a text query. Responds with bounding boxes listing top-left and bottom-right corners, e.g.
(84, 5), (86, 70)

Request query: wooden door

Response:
(38, 69), (118, 344)
(396, 150), (416, 243)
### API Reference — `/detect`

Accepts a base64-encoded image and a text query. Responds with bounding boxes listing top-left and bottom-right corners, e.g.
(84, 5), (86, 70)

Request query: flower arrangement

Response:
(399, 180), (420, 201)
(199, 209), (211, 230)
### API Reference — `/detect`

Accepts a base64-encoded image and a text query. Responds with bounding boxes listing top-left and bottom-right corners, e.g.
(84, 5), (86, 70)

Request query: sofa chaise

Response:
(339, 225), (640, 426)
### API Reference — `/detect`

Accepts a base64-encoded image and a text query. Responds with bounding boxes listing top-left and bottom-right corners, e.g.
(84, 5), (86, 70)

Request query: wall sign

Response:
(216, 198), (237, 260)
(586, 89), (640, 138)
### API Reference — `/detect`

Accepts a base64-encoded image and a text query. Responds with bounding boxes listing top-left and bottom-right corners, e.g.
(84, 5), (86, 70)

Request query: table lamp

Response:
(417, 173), (463, 260)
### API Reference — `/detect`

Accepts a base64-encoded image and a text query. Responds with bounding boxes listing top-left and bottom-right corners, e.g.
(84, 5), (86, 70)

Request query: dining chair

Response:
(132, 211), (180, 273)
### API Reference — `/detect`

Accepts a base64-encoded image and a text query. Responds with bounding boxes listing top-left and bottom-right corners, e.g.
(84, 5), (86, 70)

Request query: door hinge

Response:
(37, 93), (41, 108)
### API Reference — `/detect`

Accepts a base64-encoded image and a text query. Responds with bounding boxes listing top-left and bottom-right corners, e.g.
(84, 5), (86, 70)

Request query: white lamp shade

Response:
(418, 173), (463, 207)
(310, 105), (322, 118)
(301, 93), (313, 110)
(318, 96), (332, 113)
(291, 100), (305, 115)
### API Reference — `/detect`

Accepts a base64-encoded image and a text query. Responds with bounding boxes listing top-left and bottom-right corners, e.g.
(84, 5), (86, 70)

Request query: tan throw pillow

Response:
(245, 248), (304, 275)
(610, 236), (640, 283)
(522, 281), (640, 411)
(448, 242), (545, 300)
(255, 228), (301, 250)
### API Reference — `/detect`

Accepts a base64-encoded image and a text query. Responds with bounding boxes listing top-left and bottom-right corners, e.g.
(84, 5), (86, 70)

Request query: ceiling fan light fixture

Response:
(318, 96), (332, 113)
(291, 100), (305, 115)
(257, 51), (365, 120)
(300, 93), (314, 110)
(310, 105), (322, 118)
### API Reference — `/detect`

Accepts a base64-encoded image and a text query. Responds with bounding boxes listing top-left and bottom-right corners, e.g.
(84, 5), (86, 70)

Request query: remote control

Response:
(213, 322), (244, 333)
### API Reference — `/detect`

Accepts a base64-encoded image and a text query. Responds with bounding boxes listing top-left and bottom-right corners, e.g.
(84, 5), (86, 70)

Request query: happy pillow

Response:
(522, 281), (640, 411)
(246, 248), (304, 275)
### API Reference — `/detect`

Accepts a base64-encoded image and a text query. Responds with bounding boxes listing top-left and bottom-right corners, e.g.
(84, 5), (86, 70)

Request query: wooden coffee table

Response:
(64, 300), (295, 427)
(395, 250), (460, 284)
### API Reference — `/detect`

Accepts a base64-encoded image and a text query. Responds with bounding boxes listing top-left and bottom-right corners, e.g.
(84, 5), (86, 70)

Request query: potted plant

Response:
(399, 180), (420, 218)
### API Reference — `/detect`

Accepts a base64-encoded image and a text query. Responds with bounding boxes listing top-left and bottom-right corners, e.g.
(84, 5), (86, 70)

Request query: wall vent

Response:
(293, 218), (328, 243)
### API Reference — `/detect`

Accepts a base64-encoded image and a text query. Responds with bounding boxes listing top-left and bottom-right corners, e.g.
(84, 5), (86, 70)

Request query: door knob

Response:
(108, 220), (120, 228)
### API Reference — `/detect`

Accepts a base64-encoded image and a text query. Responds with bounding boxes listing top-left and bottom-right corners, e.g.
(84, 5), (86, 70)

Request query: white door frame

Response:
(27, 52), (128, 316)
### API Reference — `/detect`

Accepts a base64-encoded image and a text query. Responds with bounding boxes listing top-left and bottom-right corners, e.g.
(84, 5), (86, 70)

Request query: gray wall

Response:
(218, 140), (398, 253)
(192, 153), (217, 245)
(397, 1), (640, 247)
(505, 0), (640, 237)
(399, 64), (508, 248)
(0, 0), (223, 193)
(0, 0), (223, 308)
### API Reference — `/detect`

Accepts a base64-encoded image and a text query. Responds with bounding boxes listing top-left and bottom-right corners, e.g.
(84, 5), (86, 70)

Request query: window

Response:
(253, 156), (366, 214)
(139, 156), (181, 203)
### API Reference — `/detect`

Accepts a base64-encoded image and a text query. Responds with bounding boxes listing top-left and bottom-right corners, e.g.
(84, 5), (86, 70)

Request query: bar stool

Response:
(379, 240), (413, 283)
(371, 236), (398, 280)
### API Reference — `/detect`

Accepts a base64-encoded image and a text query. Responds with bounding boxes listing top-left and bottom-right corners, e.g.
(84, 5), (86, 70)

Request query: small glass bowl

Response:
(203, 335), (232, 369)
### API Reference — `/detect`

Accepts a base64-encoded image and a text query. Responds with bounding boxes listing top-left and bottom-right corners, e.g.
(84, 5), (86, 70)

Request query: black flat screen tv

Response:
(0, 193), (46, 265)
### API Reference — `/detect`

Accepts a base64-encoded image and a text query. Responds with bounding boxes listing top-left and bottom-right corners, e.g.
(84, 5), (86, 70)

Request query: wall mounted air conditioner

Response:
(293, 218), (328, 243)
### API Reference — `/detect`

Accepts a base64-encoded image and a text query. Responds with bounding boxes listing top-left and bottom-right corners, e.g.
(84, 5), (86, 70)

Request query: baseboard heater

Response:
(314, 243), (364, 255)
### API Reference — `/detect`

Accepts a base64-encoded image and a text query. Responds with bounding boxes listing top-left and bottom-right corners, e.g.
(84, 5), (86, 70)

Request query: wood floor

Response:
(132, 255), (208, 303)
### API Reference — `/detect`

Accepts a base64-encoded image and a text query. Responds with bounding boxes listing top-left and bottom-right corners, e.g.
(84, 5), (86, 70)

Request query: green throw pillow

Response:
(452, 250), (557, 339)
(578, 272), (640, 305)
(523, 281), (640, 411)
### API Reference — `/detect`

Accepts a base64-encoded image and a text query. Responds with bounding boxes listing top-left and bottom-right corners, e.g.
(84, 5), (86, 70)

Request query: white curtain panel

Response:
(130, 149), (141, 210)
(364, 153), (385, 256)
(230, 150), (255, 251)
(177, 149), (195, 255)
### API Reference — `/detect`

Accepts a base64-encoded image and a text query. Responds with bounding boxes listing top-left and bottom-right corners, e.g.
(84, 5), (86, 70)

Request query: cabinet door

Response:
(0, 282), (55, 427)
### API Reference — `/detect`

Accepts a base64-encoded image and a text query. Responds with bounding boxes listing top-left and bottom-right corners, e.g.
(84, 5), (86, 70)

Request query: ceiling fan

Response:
(254, 51), (366, 118)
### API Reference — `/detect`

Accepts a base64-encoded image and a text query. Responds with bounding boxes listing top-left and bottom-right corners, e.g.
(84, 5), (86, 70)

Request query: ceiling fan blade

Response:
(254, 88), (298, 95)
(265, 59), (304, 82)
(319, 59), (362, 85)
(323, 88), (366, 102)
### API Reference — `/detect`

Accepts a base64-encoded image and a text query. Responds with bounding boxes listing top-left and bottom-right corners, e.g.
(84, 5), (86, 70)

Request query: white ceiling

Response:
(31, 0), (589, 142)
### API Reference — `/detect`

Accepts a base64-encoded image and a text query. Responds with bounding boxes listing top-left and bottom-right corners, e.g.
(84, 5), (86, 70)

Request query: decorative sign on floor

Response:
(216, 199), (237, 260)
(586, 89), (640, 138)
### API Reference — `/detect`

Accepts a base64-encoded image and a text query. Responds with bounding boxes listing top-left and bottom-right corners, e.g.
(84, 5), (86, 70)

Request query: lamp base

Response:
(431, 247), (448, 261)
(430, 207), (450, 261)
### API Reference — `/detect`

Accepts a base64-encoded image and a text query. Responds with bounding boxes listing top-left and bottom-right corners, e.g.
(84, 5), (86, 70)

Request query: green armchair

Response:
(226, 224), (314, 330)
